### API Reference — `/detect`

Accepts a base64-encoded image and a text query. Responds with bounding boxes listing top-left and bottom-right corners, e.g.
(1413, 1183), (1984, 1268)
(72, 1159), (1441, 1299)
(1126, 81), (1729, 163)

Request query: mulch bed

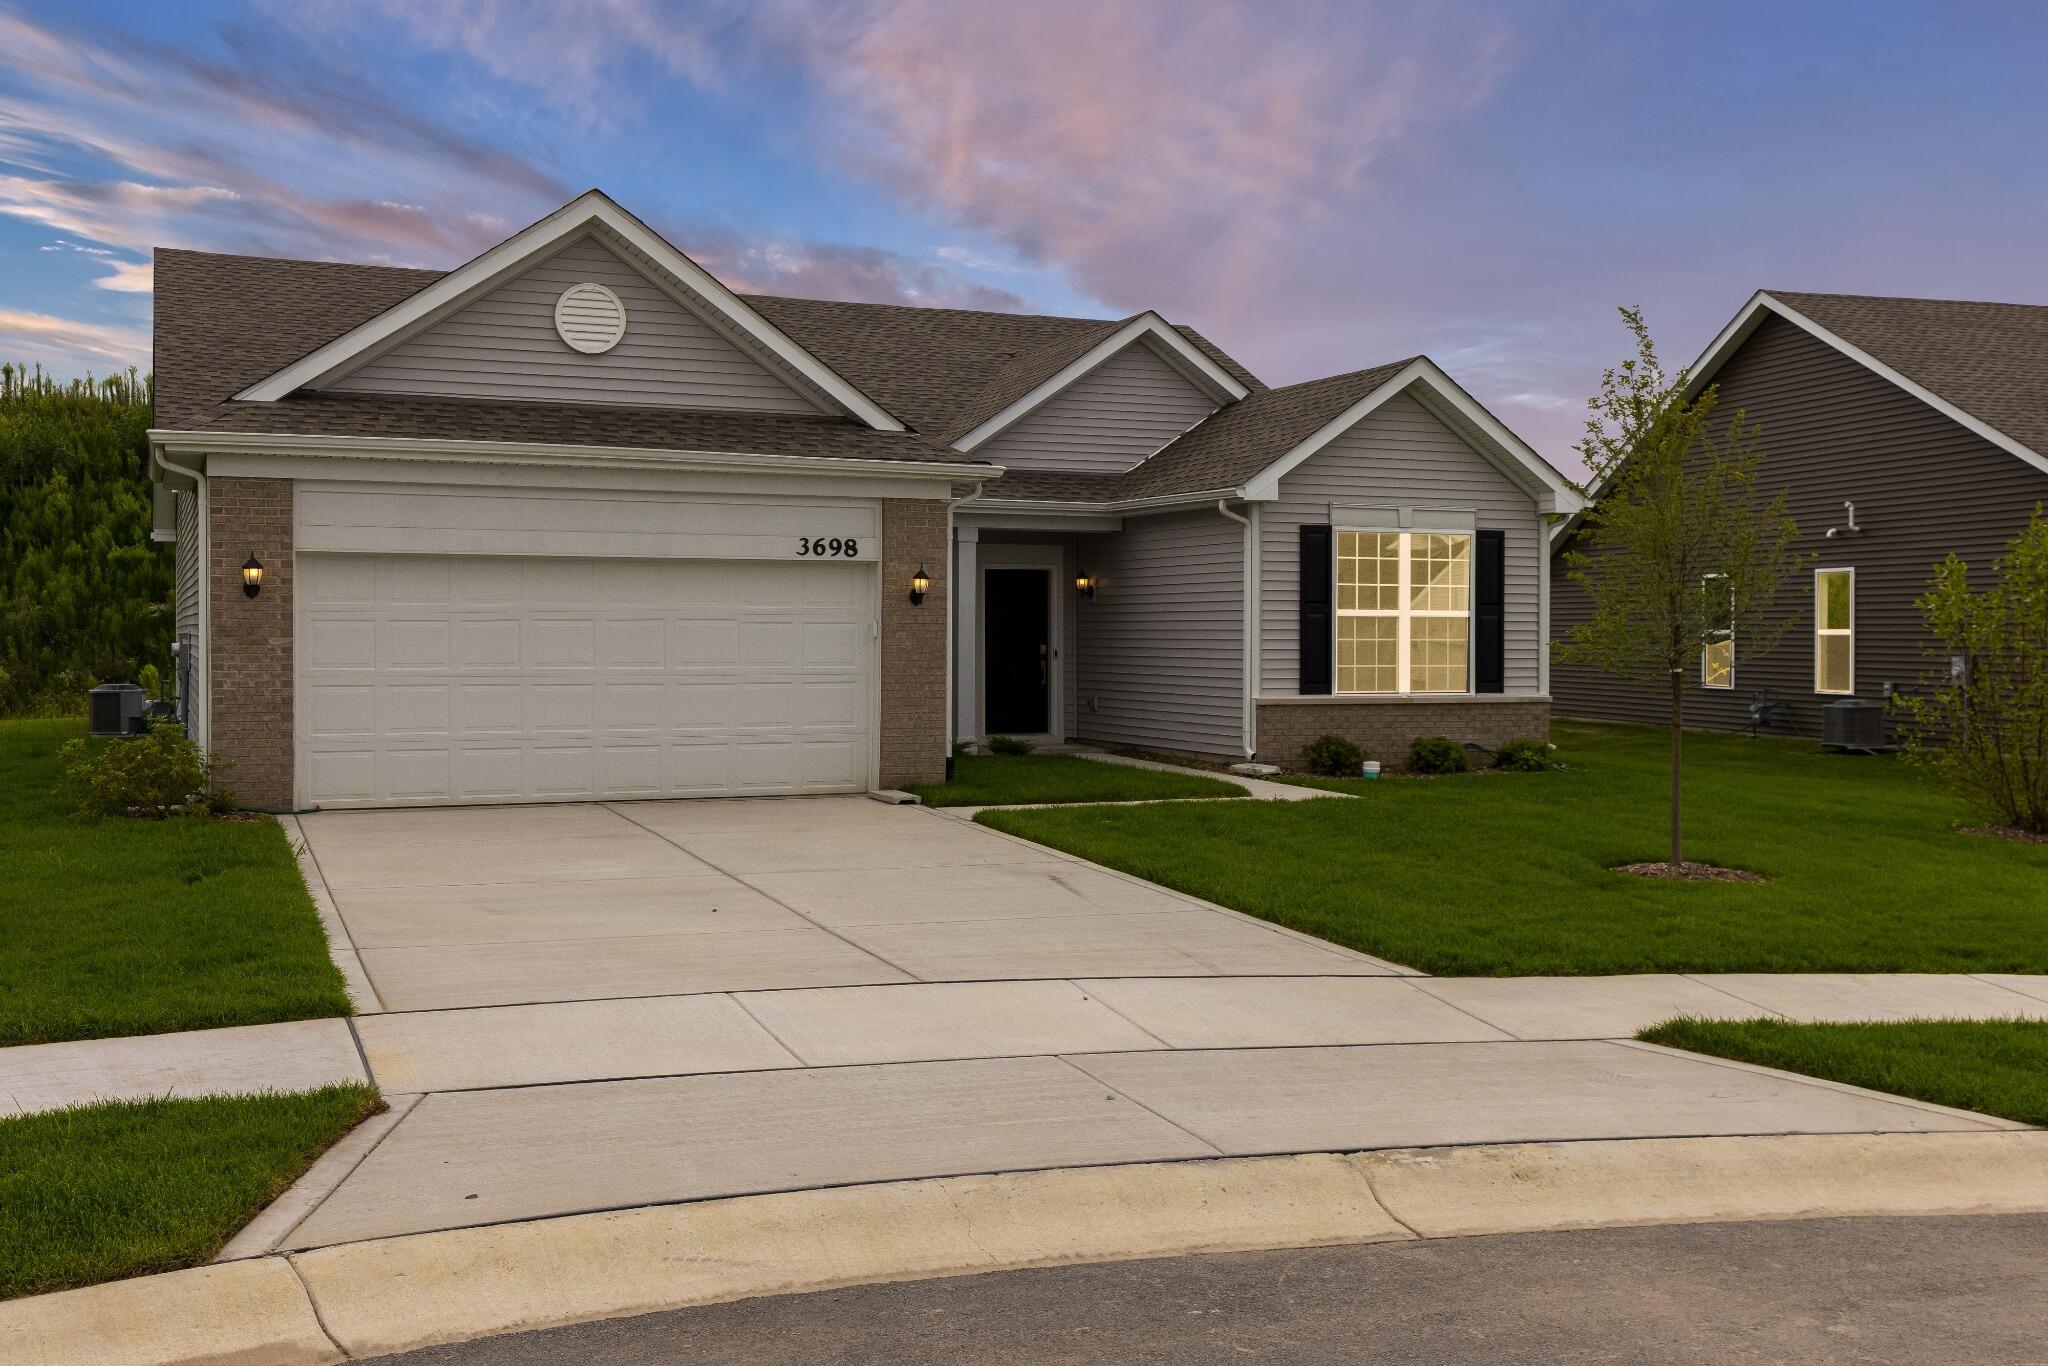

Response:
(1613, 860), (1770, 883)
(1959, 825), (2048, 845)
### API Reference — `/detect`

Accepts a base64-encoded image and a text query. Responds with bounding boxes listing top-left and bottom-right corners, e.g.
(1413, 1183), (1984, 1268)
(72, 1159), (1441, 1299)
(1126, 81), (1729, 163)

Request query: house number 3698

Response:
(796, 536), (859, 557)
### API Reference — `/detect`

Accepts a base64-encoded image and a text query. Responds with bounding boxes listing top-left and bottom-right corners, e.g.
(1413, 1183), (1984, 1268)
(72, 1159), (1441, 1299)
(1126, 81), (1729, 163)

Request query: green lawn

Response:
(1641, 1018), (2048, 1127)
(978, 721), (2048, 975)
(0, 1086), (381, 1299)
(0, 719), (353, 1045)
(908, 752), (1247, 807)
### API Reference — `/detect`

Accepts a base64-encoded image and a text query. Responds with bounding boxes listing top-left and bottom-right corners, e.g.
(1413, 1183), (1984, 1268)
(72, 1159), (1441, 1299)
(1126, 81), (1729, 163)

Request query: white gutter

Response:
(969, 486), (1246, 518)
(148, 429), (997, 484)
(1216, 498), (1256, 757)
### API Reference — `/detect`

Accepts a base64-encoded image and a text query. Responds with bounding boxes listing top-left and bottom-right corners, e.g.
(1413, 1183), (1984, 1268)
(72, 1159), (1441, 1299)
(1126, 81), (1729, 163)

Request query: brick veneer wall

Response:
(208, 477), (295, 809)
(879, 498), (949, 788)
(1256, 697), (1550, 770)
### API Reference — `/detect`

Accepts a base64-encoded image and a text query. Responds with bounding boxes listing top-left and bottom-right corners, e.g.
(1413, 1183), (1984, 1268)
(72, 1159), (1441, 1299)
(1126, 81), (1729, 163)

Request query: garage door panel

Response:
(300, 553), (874, 807)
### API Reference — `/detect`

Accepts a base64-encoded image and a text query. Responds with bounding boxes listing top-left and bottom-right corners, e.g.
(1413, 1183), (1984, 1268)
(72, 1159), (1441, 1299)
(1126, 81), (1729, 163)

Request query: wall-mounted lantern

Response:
(1075, 570), (1096, 600)
(909, 565), (931, 606)
(242, 554), (265, 598)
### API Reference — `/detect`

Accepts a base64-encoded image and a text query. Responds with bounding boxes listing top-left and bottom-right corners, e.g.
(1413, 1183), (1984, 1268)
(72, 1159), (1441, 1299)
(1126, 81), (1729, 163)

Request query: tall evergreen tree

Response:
(0, 363), (169, 714)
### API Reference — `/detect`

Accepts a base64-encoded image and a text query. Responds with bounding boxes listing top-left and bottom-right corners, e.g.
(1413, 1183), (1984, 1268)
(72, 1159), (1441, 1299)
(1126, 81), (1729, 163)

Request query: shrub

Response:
(1900, 507), (2048, 832)
(1406, 735), (1468, 774)
(59, 723), (233, 819)
(1494, 737), (1554, 772)
(987, 734), (1035, 756)
(1300, 733), (1367, 777)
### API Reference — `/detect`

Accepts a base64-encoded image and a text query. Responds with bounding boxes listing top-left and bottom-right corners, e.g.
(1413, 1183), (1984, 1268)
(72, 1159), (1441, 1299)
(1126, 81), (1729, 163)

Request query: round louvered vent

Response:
(553, 282), (627, 354)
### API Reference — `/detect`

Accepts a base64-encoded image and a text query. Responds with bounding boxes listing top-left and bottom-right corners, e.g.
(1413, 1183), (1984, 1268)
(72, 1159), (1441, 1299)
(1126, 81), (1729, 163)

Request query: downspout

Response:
(1217, 498), (1256, 757)
(153, 444), (207, 747)
(943, 478), (990, 781)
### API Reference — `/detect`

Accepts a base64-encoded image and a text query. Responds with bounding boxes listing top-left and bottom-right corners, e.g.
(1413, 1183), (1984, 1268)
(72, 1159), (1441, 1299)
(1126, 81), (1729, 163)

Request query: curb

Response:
(6, 1130), (2046, 1365)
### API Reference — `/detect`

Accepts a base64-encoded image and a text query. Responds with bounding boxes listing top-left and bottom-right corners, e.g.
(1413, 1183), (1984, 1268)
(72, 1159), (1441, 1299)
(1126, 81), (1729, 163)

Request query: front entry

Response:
(984, 567), (1051, 735)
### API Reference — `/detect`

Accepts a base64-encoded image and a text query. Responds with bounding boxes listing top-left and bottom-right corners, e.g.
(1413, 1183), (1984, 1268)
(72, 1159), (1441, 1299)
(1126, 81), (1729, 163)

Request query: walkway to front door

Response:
(984, 566), (1050, 734)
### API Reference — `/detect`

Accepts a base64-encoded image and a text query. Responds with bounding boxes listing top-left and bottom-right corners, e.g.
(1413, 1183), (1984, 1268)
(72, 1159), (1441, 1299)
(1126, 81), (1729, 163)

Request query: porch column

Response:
(954, 525), (980, 743)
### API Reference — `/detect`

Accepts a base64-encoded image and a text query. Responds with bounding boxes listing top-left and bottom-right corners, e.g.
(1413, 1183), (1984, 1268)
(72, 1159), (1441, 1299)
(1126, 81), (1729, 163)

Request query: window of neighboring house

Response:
(1335, 530), (1472, 694)
(1815, 568), (1855, 694)
(1702, 573), (1734, 689)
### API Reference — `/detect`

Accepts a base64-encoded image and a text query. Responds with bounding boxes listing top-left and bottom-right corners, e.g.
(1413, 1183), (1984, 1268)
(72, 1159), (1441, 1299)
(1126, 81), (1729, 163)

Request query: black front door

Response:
(984, 568), (1050, 734)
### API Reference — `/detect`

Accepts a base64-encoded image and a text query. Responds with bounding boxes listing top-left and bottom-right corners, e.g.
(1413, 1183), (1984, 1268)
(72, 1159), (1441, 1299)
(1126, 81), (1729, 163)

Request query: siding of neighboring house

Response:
(1259, 389), (1548, 696)
(1075, 509), (1245, 755)
(977, 340), (1220, 474)
(330, 235), (824, 413)
(173, 487), (204, 741)
(1552, 312), (2048, 738)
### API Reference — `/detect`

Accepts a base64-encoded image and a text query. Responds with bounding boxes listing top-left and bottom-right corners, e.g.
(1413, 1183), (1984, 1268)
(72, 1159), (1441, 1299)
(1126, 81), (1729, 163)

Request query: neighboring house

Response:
(150, 190), (1579, 810)
(1552, 290), (2048, 738)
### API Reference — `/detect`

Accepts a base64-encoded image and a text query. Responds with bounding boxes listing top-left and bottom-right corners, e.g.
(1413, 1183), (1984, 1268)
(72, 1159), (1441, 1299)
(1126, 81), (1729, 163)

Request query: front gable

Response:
(235, 190), (904, 430)
(328, 234), (824, 414)
(974, 338), (1223, 474)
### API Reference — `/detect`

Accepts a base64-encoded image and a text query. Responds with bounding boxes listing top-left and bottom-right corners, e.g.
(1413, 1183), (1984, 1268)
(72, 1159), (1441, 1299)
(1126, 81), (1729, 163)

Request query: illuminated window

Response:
(1335, 530), (1471, 694)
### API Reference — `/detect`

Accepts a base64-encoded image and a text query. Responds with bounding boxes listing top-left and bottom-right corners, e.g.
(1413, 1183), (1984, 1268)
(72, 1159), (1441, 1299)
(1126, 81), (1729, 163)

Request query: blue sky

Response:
(3, 0), (2045, 469)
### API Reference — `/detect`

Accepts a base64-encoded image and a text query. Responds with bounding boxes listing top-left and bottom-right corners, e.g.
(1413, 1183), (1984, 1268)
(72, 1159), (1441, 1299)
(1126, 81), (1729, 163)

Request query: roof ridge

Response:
(1768, 288), (2048, 313)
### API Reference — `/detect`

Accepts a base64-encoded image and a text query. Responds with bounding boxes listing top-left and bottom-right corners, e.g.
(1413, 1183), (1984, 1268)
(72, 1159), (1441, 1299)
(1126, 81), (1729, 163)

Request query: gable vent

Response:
(553, 282), (627, 354)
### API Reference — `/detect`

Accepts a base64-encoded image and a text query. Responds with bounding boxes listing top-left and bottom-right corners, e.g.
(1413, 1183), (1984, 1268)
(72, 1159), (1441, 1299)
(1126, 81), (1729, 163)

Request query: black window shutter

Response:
(1299, 524), (1333, 695)
(1475, 529), (1505, 693)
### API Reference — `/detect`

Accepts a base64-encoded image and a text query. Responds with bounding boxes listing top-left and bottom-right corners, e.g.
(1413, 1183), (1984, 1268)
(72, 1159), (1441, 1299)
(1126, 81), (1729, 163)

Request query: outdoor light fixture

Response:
(909, 565), (931, 606)
(241, 554), (264, 598)
(1075, 571), (1096, 599)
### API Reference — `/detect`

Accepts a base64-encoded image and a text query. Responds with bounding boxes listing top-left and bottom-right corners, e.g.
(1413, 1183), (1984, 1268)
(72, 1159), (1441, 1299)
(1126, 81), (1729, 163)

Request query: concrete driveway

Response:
(268, 798), (2018, 1258)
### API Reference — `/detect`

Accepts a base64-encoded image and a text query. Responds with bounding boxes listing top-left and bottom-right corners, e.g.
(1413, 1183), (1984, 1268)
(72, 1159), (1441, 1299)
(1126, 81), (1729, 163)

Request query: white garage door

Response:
(297, 553), (873, 807)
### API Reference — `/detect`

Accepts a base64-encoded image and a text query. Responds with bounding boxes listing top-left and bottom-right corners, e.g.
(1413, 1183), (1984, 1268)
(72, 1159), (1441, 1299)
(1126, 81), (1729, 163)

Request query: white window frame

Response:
(1701, 572), (1734, 690)
(1814, 566), (1855, 695)
(1332, 527), (1474, 696)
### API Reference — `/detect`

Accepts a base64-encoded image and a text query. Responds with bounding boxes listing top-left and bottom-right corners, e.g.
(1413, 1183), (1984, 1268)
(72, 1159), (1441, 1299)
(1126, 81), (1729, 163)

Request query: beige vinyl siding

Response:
(1552, 311), (2048, 736)
(173, 487), (204, 741)
(329, 235), (823, 413)
(1260, 390), (1547, 695)
(977, 340), (1220, 474)
(1075, 509), (1244, 755)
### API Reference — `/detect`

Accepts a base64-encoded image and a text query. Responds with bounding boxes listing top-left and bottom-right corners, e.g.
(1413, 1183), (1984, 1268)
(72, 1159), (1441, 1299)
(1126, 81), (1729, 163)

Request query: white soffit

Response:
(952, 313), (1250, 452)
(233, 190), (906, 432)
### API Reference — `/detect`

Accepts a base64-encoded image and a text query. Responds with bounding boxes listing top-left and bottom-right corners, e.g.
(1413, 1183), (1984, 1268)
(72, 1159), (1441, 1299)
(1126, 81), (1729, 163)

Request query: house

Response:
(1552, 290), (2048, 737)
(149, 190), (1580, 810)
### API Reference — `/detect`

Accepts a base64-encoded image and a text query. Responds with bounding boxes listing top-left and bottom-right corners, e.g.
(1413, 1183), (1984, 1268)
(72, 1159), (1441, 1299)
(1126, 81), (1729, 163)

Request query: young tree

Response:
(1556, 308), (1802, 869)
(1898, 508), (2048, 834)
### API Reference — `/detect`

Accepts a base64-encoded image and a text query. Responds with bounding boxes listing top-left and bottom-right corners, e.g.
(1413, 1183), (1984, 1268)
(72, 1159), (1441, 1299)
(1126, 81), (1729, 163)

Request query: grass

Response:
(0, 1086), (381, 1299)
(978, 721), (2048, 975)
(907, 752), (1247, 807)
(1640, 1018), (2048, 1127)
(0, 718), (353, 1046)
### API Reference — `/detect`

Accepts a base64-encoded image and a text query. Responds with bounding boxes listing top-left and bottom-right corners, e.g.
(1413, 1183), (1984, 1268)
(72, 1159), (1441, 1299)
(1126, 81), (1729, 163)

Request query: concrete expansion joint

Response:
(8, 1131), (2046, 1366)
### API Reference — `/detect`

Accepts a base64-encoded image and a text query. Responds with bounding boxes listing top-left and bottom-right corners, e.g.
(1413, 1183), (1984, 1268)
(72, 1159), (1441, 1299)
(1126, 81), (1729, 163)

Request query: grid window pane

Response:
(1409, 534), (1470, 612)
(1818, 634), (1852, 693)
(1703, 637), (1733, 689)
(1818, 571), (1852, 630)
(1337, 531), (1400, 612)
(1337, 615), (1399, 694)
(1408, 616), (1469, 693)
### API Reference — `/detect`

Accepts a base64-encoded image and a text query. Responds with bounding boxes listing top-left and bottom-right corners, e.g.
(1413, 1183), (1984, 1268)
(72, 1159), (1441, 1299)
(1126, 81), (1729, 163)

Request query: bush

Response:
(987, 734), (1035, 756)
(1300, 733), (1367, 777)
(1406, 735), (1468, 774)
(59, 723), (233, 819)
(1900, 507), (2048, 832)
(1494, 737), (1554, 772)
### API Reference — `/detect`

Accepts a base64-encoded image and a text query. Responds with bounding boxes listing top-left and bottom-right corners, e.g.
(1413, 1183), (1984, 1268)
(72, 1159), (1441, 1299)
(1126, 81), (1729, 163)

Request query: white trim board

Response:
(232, 190), (905, 432)
(952, 314), (1249, 453)
(1241, 359), (1584, 515)
(1683, 290), (2048, 481)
